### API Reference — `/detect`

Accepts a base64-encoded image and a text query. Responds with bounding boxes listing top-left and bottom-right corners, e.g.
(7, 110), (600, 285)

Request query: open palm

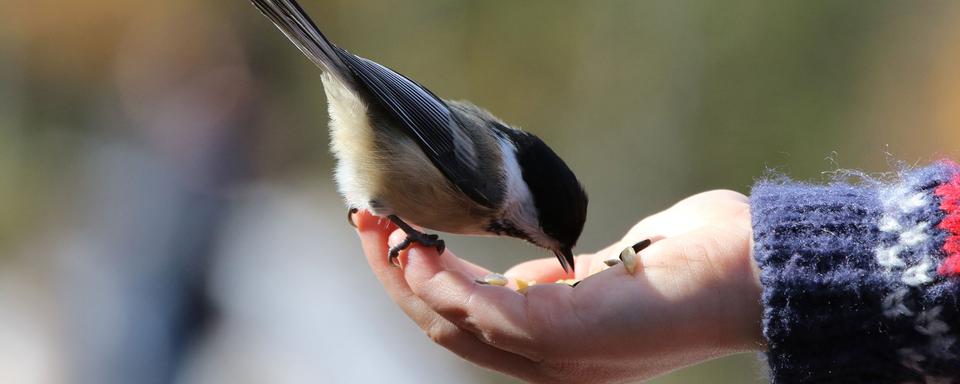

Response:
(356, 190), (763, 384)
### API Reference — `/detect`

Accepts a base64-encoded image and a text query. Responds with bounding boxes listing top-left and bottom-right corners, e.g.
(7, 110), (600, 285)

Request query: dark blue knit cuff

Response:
(751, 162), (960, 384)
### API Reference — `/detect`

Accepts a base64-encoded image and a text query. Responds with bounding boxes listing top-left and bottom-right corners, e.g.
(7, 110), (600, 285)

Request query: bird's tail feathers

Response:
(251, 0), (351, 81)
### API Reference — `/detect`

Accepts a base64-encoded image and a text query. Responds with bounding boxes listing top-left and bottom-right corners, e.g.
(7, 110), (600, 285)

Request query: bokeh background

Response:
(2, 1), (959, 383)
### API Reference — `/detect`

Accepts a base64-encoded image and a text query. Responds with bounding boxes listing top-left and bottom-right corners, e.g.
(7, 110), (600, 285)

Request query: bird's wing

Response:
(340, 54), (494, 208)
(252, 0), (492, 207)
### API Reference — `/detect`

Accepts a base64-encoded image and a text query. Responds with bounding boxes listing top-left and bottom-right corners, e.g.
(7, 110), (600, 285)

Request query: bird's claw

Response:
(387, 232), (445, 267)
(347, 207), (359, 228)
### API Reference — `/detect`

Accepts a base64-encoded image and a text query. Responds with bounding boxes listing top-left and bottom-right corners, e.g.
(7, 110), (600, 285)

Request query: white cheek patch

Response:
(497, 137), (557, 249)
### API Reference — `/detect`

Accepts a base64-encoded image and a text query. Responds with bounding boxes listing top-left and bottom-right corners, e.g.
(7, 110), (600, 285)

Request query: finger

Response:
(355, 211), (543, 376)
(622, 214), (673, 245)
(622, 190), (746, 244)
(503, 251), (608, 283)
(397, 239), (547, 359)
(357, 212), (475, 328)
(421, 316), (544, 381)
(674, 189), (749, 209)
(356, 211), (400, 280)
(502, 256), (569, 283)
(356, 211), (425, 316)
(387, 229), (491, 280)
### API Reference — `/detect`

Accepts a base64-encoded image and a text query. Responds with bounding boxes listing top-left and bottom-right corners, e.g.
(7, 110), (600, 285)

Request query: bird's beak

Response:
(553, 247), (575, 274)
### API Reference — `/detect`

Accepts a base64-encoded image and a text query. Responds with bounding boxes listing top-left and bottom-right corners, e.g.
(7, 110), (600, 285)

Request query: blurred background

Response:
(1, 1), (959, 383)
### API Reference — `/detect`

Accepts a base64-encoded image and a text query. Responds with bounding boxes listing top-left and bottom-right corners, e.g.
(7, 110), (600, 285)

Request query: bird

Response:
(250, 0), (588, 272)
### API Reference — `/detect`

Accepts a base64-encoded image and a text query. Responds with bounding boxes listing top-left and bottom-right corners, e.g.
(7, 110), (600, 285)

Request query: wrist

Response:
(721, 233), (765, 352)
(712, 207), (765, 352)
(742, 247), (765, 350)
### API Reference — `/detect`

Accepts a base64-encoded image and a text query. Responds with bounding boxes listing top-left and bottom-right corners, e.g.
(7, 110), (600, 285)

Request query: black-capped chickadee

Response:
(251, 0), (588, 272)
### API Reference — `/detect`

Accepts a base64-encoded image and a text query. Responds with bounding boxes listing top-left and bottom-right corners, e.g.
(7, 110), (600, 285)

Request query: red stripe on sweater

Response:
(936, 163), (960, 277)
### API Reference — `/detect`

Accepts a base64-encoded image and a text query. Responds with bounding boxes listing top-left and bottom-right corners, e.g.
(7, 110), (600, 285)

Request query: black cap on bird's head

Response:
(509, 132), (588, 274)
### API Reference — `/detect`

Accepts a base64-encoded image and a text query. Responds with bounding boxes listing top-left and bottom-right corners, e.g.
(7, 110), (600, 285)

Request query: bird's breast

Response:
(324, 75), (382, 212)
(324, 75), (495, 234)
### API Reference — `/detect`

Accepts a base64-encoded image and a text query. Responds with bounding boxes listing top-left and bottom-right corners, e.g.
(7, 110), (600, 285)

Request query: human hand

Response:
(355, 190), (763, 383)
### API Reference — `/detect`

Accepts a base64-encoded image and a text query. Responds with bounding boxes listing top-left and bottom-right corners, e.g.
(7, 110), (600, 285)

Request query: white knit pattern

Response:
(876, 185), (955, 382)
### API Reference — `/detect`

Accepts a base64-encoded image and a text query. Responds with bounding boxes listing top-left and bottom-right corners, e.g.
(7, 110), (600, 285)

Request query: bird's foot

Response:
(387, 215), (445, 267)
(387, 232), (445, 267)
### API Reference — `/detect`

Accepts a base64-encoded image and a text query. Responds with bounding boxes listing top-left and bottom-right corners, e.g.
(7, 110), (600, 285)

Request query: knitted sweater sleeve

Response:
(751, 161), (960, 384)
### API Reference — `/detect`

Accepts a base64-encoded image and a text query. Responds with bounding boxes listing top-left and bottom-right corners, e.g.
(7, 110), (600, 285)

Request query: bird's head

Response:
(500, 129), (588, 273)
